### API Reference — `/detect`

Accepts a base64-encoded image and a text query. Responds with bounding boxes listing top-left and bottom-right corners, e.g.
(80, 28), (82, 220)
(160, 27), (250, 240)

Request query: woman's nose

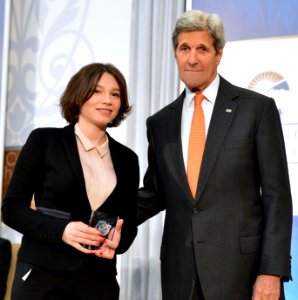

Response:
(102, 94), (112, 104)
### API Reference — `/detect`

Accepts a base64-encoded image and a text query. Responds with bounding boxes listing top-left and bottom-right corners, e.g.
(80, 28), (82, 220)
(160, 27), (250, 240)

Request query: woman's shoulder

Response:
(24, 125), (74, 148)
(29, 124), (73, 138)
(108, 134), (138, 159)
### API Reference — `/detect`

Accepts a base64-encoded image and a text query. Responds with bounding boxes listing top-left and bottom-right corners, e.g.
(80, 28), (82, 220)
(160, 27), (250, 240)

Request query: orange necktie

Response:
(187, 92), (205, 198)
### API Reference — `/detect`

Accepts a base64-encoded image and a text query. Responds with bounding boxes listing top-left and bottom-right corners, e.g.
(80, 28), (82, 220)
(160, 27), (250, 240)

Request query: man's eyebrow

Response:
(178, 42), (188, 47)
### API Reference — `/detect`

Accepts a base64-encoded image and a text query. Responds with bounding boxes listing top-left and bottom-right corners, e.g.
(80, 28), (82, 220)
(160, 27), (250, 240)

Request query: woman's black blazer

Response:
(2, 124), (139, 275)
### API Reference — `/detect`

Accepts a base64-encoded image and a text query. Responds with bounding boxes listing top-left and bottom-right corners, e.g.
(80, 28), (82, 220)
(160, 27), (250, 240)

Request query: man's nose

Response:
(188, 50), (198, 65)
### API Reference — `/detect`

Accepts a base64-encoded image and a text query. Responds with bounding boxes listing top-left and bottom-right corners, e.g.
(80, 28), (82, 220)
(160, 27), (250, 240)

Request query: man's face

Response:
(175, 30), (223, 92)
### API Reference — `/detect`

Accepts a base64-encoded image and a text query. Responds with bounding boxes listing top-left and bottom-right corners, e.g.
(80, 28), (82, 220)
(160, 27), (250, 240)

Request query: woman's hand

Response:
(62, 221), (104, 254)
(92, 219), (124, 259)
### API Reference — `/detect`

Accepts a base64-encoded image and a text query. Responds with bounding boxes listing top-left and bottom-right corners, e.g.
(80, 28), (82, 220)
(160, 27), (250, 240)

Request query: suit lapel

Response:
(107, 134), (122, 183)
(164, 92), (193, 199)
(195, 77), (239, 201)
(62, 125), (86, 194)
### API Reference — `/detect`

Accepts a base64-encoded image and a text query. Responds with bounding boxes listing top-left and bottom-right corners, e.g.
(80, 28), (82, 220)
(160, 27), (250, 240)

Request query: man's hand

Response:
(92, 219), (124, 259)
(252, 274), (281, 300)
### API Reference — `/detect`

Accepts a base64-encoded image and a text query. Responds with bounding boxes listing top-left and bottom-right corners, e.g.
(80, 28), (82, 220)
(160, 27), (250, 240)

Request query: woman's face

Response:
(79, 72), (121, 130)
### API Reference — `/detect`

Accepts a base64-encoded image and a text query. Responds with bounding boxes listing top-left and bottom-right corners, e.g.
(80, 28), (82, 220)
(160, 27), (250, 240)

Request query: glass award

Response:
(84, 211), (119, 250)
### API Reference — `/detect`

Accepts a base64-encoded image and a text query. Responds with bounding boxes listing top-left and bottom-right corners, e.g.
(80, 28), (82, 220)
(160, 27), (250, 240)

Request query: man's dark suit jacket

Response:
(138, 76), (292, 300)
(2, 124), (139, 276)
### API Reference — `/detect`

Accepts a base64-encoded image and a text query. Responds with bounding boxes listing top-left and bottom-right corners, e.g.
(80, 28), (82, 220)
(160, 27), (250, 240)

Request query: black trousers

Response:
(11, 260), (119, 300)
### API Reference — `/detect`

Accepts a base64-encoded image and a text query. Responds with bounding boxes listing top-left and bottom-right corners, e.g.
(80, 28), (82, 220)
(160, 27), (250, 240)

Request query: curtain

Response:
(119, 1), (185, 299)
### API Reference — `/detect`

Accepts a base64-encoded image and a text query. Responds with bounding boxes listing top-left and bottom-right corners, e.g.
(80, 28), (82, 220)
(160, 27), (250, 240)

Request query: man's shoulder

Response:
(219, 76), (273, 102)
(149, 93), (184, 121)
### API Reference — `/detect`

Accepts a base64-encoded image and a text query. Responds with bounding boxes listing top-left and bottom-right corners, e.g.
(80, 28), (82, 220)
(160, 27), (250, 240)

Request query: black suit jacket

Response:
(2, 124), (139, 275)
(138, 76), (292, 300)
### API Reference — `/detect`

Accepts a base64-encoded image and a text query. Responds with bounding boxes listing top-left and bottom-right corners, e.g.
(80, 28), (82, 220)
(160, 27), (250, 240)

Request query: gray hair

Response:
(172, 10), (226, 53)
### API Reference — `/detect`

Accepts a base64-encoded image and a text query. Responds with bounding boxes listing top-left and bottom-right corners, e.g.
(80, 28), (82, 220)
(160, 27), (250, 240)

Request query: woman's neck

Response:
(77, 121), (107, 147)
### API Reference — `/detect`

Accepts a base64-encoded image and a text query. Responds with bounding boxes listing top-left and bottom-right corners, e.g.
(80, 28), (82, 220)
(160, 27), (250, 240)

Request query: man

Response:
(137, 10), (292, 300)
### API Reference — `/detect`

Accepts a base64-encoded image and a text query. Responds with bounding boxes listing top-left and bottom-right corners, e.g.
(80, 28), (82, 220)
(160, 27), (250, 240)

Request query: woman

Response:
(1, 63), (139, 300)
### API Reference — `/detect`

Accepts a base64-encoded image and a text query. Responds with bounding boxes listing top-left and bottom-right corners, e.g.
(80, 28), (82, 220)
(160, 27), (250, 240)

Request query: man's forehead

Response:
(177, 30), (213, 45)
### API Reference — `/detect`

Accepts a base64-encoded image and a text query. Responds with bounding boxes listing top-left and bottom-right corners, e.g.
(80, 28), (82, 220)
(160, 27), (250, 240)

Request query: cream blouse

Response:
(74, 124), (117, 211)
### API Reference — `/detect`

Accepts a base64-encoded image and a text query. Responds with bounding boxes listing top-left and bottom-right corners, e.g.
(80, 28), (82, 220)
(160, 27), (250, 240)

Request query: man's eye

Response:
(198, 47), (208, 52)
(180, 47), (188, 51)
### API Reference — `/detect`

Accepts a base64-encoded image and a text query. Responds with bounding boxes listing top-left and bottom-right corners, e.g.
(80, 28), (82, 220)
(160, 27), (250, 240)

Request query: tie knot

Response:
(195, 92), (204, 105)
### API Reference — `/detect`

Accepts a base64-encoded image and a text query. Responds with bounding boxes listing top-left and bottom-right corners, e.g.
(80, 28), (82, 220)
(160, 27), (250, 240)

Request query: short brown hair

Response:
(60, 63), (131, 127)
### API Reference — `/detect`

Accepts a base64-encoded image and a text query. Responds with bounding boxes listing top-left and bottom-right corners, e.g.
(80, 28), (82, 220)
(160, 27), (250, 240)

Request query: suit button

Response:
(192, 207), (199, 214)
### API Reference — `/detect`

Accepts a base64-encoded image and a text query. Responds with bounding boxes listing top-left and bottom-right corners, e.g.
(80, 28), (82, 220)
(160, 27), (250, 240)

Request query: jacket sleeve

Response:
(116, 151), (139, 254)
(1, 129), (69, 244)
(256, 99), (293, 280)
(137, 117), (166, 225)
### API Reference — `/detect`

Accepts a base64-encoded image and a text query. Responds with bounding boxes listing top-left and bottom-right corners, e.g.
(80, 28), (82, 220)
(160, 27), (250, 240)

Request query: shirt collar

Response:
(74, 123), (109, 158)
(184, 74), (220, 106)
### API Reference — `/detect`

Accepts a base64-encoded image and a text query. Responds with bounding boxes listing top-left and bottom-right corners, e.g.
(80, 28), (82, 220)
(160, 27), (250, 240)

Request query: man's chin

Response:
(183, 82), (201, 91)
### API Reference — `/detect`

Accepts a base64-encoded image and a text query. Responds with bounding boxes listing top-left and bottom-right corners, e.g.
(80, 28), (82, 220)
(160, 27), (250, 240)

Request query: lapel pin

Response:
(225, 109), (232, 113)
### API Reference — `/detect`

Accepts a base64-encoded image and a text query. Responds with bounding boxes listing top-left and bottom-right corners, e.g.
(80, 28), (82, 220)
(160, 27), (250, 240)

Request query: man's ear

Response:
(216, 48), (223, 65)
